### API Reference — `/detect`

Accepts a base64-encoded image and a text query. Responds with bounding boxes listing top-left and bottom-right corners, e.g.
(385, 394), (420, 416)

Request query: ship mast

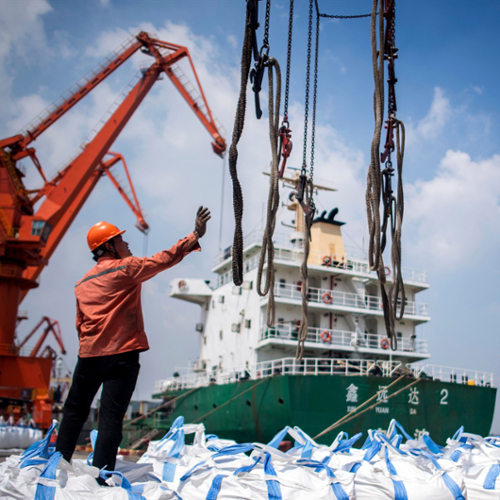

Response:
(278, 169), (336, 245)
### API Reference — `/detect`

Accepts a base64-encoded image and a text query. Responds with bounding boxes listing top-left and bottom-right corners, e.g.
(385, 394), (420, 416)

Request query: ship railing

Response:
(155, 358), (412, 392)
(293, 250), (428, 285)
(253, 357), (407, 378)
(216, 253), (261, 288)
(155, 357), (495, 393)
(260, 326), (429, 354)
(213, 230), (291, 266)
(413, 364), (494, 387)
(272, 283), (429, 317)
(213, 232), (427, 285)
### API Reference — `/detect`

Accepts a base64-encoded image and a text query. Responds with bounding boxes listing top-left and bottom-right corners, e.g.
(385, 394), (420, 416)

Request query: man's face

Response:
(111, 235), (132, 258)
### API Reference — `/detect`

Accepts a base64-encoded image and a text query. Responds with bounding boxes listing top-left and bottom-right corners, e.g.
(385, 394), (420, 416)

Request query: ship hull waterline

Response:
(151, 374), (496, 445)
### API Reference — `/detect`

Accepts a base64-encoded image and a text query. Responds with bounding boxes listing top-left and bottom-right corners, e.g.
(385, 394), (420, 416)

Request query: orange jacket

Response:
(75, 232), (200, 357)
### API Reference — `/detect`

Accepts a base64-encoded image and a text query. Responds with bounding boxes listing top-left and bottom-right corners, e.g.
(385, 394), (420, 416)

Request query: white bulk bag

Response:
(138, 418), (192, 486)
(253, 443), (355, 499)
(463, 463), (500, 499)
(178, 446), (344, 500)
(0, 453), (47, 498)
(352, 432), (466, 500)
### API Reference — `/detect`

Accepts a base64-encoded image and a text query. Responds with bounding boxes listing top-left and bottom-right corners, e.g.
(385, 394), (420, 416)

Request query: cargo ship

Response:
(148, 173), (496, 445)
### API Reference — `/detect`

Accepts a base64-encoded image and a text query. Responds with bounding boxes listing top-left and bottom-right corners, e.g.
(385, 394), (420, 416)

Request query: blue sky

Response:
(1, 0), (500, 433)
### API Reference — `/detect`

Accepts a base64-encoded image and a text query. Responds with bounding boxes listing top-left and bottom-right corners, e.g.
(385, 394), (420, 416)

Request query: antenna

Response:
(218, 155), (226, 251)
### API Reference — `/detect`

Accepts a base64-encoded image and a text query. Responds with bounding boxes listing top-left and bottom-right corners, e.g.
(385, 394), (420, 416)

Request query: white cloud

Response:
(8, 13), (500, 407)
(405, 150), (500, 269)
(8, 19), (371, 398)
(0, 0), (52, 115)
(99, 0), (111, 7)
(408, 86), (452, 142)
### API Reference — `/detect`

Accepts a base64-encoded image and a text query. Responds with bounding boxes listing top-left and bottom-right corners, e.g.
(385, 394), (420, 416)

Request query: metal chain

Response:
(302, 0), (314, 174)
(263, 0), (271, 49)
(319, 12), (373, 19)
(309, 5), (320, 183)
(283, 0), (294, 119)
(315, 0), (374, 19)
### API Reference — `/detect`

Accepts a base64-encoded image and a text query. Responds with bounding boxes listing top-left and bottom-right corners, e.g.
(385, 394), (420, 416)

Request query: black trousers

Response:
(55, 350), (140, 471)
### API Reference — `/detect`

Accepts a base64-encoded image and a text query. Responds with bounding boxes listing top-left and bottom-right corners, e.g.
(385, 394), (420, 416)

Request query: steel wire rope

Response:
(314, 376), (422, 440)
(366, 0), (398, 349)
(366, 0), (406, 350)
(277, 0), (294, 178)
(319, 12), (374, 19)
(218, 154), (226, 251)
(366, 0), (385, 275)
(296, 0), (318, 362)
(192, 376), (270, 424)
(283, 0), (294, 121)
(228, 4), (254, 286)
(314, 373), (405, 440)
(123, 386), (199, 429)
(314, 0), (375, 20)
(390, 119), (406, 321)
(256, 58), (282, 330)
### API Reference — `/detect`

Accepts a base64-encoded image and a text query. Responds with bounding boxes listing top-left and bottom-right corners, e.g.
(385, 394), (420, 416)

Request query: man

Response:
(55, 206), (211, 479)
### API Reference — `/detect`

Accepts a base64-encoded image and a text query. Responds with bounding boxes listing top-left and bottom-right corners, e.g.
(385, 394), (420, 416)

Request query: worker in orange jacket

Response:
(55, 206), (211, 481)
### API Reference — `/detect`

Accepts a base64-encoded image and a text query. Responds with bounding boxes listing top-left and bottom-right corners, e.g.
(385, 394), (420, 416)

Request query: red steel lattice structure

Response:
(0, 31), (226, 427)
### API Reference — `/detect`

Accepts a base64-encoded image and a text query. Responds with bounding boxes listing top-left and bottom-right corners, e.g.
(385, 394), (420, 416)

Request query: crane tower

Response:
(0, 31), (226, 427)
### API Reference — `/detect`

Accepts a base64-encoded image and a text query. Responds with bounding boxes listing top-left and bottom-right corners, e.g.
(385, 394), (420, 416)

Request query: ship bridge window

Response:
(397, 332), (402, 340)
(220, 330), (223, 340)
(279, 279), (286, 288)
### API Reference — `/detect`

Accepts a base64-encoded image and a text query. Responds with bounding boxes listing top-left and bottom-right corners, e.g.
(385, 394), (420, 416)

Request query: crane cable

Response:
(256, 58), (281, 328)
(228, 2), (255, 286)
(366, 0), (406, 350)
(382, 0), (406, 328)
(278, 0), (294, 178)
(256, 0), (285, 327)
(296, 0), (318, 362)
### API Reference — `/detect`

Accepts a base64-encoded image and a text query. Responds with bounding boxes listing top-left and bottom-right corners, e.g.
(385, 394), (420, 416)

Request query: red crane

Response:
(0, 31), (226, 427)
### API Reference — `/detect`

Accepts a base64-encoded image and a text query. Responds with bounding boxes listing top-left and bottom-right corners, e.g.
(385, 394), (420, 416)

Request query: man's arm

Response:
(126, 207), (211, 284)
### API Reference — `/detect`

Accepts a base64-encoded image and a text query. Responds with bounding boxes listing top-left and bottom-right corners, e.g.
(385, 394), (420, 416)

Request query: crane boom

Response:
(0, 31), (226, 427)
(21, 36), (145, 147)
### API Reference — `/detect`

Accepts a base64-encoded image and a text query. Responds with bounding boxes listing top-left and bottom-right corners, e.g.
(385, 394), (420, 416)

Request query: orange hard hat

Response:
(87, 221), (125, 251)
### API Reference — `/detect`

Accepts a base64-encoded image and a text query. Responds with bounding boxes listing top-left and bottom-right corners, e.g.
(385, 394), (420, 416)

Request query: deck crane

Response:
(0, 31), (226, 427)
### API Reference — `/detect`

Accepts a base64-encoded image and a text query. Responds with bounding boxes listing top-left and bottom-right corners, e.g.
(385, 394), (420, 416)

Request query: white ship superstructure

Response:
(169, 206), (431, 380)
(153, 178), (495, 444)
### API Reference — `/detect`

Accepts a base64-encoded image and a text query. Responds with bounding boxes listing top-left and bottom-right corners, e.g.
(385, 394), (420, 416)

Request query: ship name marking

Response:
(376, 407), (389, 414)
(346, 383), (359, 403)
(347, 405), (357, 413)
(414, 428), (428, 439)
(377, 386), (388, 403)
(409, 408), (417, 415)
(408, 387), (420, 405)
(440, 388), (449, 405)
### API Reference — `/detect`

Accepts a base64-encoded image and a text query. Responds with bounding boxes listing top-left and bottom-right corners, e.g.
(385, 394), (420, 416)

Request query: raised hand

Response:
(194, 206), (211, 238)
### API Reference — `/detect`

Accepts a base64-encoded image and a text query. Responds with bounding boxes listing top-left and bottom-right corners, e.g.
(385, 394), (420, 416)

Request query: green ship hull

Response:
(150, 375), (496, 445)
